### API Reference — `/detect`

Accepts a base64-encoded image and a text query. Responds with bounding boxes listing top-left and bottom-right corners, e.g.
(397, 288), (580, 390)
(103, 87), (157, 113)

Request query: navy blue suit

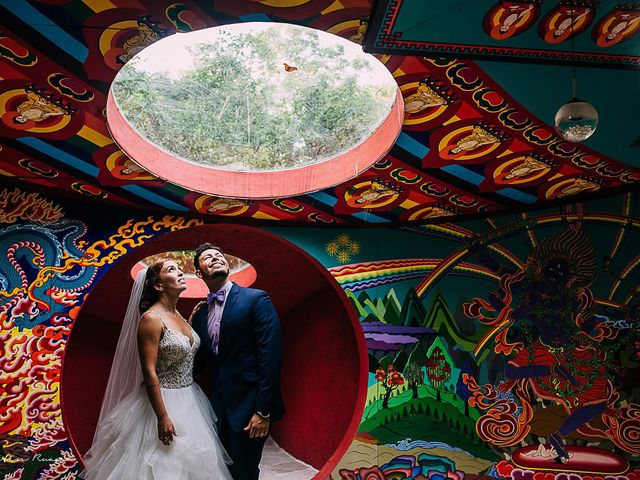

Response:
(193, 283), (284, 480)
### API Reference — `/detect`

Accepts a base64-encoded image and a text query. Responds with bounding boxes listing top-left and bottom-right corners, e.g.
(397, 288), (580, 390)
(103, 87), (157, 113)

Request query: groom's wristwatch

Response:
(256, 411), (271, 420)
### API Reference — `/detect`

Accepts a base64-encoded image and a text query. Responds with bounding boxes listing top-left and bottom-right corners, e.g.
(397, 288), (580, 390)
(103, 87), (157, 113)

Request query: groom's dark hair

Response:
(193, 243), (224, 271)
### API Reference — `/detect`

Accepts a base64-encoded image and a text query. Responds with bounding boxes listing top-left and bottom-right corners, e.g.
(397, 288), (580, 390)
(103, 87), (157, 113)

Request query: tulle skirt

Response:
(82, 384), (233, 480)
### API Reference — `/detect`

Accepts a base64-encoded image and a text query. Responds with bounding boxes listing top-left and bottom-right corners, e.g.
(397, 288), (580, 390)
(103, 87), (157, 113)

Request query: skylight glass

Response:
(110, 22), (398, 173)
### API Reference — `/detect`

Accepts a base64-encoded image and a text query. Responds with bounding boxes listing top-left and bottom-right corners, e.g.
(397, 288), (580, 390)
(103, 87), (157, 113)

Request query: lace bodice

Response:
(156, 322), (200, 389)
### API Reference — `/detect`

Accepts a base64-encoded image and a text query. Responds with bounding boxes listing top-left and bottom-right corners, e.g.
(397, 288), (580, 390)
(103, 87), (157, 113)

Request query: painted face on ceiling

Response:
(542, 256), (571, 286)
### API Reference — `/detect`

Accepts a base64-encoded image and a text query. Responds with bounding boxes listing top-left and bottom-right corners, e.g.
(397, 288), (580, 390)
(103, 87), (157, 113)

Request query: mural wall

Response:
(1, 185), (639, 479)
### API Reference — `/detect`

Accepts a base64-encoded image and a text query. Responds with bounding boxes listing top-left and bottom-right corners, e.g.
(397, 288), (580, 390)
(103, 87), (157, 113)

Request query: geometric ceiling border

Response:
(364, 0), (640, 70)
(4, 174), (640, 230)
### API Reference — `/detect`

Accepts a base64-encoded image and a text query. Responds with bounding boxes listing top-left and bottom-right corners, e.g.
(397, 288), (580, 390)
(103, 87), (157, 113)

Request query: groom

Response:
(191, 243), (284, 480)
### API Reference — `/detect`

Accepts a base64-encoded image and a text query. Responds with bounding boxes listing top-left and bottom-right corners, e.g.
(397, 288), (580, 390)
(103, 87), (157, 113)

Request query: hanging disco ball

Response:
(554, 98), (598, 143)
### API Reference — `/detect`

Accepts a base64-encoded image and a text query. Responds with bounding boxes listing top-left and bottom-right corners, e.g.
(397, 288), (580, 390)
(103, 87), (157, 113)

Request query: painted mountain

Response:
(349, 288), (478, 358)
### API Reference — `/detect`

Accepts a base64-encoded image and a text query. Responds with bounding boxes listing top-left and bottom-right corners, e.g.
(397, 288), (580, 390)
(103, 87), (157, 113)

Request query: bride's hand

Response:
(158, 417), (177, 445)
(188, 301), (206, 325)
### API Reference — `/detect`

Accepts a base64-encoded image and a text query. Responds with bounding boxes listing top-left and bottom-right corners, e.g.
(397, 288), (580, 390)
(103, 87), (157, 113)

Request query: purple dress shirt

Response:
(207, 280), (233, 354)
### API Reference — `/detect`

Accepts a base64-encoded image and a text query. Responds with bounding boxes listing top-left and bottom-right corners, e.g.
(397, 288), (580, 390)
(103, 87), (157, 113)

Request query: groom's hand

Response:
(243, 414), (270, 439)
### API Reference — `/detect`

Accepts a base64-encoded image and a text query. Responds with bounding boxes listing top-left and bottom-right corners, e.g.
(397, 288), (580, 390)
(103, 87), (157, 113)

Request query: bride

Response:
(82, 259), (232, 479)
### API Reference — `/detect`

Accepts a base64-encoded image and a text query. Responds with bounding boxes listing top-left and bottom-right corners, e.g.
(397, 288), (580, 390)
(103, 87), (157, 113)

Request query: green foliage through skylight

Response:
(112, 23), (396, 172)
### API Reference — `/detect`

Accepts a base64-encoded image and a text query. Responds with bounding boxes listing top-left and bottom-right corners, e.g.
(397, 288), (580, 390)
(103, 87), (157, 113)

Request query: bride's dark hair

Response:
(138, 259), (167, 314)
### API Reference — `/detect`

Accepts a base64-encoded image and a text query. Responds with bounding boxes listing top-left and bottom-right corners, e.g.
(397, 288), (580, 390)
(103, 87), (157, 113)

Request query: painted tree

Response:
(426, 346), (451, 401)
(455, 361), (474, 416)
(403, 362), (424, 399)
(375, 363), (404, 408)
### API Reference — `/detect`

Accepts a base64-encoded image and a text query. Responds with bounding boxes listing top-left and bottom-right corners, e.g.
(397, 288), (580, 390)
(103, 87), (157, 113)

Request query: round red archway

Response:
(61, 224), (367, 478)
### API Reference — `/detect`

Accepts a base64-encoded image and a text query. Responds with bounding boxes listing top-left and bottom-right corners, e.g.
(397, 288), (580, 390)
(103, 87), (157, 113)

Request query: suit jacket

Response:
(193, 283), (284, 431)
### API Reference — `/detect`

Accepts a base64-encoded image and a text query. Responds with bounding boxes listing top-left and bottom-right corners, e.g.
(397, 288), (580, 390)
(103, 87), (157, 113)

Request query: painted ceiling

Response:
(0, 0), (638, 225)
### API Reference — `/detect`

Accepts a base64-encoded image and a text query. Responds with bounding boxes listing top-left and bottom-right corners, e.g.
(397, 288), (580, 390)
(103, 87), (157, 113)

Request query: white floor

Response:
(259, 438), (319, 479)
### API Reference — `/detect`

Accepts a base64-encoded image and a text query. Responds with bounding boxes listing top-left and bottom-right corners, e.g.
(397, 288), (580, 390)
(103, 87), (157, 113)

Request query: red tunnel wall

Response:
(61, 224), (367, 476)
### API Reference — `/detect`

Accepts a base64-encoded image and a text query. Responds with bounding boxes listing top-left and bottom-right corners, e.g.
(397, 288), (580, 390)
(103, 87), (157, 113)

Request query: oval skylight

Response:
(107, 22), (402, 199)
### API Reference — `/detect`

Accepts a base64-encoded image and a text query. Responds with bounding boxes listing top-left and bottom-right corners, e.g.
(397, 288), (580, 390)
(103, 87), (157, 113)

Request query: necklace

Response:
(538, 336), (565, 354)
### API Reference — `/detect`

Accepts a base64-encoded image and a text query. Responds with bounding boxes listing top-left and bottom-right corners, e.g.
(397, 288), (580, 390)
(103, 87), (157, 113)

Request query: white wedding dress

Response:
(82, 321), (232, 480)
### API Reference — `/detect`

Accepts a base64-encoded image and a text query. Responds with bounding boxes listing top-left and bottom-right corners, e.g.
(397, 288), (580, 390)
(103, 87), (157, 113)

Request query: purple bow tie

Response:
(207, 290), (226, 304)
